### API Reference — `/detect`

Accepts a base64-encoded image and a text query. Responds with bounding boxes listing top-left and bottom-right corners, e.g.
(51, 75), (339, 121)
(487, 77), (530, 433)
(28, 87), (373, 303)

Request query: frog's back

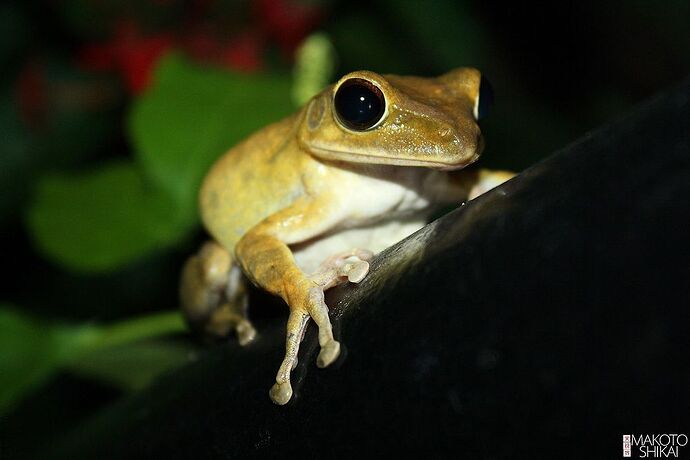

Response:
(199, 114), (307, 252)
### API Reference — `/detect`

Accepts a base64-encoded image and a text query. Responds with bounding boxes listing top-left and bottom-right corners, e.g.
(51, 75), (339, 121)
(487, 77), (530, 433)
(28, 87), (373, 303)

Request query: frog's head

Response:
(297, 68), (492, 170)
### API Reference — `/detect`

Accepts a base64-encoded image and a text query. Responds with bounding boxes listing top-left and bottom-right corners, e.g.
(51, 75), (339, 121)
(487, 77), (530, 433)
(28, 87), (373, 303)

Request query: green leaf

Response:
(130, 53), (294, 225)
(0, 306), (94, 416)
(26, 160), (186, 272)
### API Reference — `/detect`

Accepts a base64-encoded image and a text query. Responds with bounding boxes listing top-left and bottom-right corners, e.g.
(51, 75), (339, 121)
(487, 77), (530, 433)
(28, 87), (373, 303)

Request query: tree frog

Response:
(180, 68), (514, 405)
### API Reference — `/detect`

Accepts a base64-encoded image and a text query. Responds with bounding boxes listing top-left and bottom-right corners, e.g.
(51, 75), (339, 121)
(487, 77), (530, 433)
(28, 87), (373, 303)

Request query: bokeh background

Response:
(1, 0), (688, 456)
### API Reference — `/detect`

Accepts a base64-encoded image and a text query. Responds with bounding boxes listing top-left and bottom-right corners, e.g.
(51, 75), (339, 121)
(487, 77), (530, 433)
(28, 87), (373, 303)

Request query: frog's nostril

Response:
(439, 127), (454, 140)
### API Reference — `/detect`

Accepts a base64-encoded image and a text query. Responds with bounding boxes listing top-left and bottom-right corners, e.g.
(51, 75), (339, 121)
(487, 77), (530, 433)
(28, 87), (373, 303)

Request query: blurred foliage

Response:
(0, 0), (688, 455)
(68, 340), (194, 392)
(0, 306), (90, 416)
(2, 36), (330, 422)
(292, 32), (337, 105)
(0, 304), (186, 416)
(27, 161), (183, 272)
(27, 54), (293, 272)
(0, 61), (123, 228)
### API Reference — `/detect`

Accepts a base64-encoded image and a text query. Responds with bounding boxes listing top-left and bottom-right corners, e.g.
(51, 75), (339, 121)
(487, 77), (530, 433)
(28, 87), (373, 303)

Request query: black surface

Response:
(53, 79), (690, 459)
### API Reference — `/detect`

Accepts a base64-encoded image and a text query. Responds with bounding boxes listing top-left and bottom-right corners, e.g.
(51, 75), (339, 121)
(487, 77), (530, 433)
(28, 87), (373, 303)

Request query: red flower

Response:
(78, 21), (173, 94)
(220, 31), (264, 72)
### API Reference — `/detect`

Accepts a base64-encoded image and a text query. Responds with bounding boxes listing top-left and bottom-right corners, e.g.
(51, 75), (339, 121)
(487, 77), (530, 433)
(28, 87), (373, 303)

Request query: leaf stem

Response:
(79, 311), (186, 352)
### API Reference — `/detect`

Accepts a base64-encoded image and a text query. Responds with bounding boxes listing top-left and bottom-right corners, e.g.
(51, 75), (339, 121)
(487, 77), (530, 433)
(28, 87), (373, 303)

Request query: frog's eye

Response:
(334, 78), (386, 131)
(474, 75), (494, 120)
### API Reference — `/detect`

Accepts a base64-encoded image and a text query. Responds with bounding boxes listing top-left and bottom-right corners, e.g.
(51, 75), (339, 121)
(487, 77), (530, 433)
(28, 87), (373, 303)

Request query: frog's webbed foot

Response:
(206, 302), (257, 345)
(309, 248), (374, 289)
(307, 249), (373, 366)
(207, 264), (257, 345)
(269, 249), (373, 405)
(180, 241), (256, 345)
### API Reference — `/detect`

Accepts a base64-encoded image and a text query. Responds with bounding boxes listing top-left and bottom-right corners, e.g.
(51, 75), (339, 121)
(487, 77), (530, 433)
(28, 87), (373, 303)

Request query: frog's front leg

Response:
(467, 169), (515, 200)
(441, 168), (515, 203)
(235, 197), (353, 405)
(309, 248), (374, 289)
(180, 241), (256, 345)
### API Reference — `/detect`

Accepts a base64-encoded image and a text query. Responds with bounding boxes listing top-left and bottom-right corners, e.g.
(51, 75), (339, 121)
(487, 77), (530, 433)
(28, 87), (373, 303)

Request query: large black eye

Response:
(334, 78), (386, 130)
(475, 75), (493, 120)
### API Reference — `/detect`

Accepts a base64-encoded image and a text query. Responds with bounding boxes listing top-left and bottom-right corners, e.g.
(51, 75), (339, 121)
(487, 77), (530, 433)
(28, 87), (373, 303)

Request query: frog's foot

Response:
(202, 265), (257, 346)
(181, 244), (257, 345)
(235, 318), (257, 346)
(269, 278), (346, 405)
(205, 303), (257, 346)
(309, 249), (374, 289)
(180, 241), (231, 326)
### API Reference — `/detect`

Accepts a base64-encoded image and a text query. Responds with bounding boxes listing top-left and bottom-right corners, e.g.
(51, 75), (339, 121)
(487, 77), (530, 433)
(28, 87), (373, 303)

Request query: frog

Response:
(180, 68), (514, 405)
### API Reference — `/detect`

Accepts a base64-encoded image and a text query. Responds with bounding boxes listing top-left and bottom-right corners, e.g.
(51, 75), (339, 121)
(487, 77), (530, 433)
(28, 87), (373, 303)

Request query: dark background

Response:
(0, 0), (688, 457)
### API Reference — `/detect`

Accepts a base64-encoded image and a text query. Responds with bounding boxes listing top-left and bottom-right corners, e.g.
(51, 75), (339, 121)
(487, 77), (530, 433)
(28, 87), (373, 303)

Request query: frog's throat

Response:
(308, 147), (475, 171)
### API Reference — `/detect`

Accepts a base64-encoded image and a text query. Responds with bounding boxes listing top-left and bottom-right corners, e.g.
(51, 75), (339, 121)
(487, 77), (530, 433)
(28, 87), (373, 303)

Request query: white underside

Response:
(291, 219), (426, 274)
(290, 164), (447, 274)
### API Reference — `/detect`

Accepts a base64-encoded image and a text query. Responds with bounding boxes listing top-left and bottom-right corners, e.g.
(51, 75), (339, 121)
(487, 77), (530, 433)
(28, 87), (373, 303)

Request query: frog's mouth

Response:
(309, 147), (477, 171)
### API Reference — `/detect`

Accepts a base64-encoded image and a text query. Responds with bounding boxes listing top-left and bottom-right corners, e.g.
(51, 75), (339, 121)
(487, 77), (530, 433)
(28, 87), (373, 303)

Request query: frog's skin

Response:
(180, 68), (514, 405)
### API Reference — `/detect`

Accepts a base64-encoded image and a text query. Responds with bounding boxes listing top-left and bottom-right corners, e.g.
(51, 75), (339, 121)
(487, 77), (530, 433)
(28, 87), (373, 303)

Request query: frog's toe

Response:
(352, 248), (374, 261)
(269, 381), (293, 405)
(316, 339), (341, 368)
(306, 288), (342, 368)
(236, 319), (257, 346)
(310, 249), (373, 288)
(344, 259), (369, 283)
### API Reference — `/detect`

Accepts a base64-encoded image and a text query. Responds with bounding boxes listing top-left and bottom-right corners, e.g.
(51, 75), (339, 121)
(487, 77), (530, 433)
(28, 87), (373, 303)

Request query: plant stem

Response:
(84, 311), (186, 351)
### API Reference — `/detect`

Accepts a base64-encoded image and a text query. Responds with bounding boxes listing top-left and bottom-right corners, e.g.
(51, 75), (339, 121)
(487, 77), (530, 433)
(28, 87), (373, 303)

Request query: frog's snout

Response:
(434, 130), (482, 169)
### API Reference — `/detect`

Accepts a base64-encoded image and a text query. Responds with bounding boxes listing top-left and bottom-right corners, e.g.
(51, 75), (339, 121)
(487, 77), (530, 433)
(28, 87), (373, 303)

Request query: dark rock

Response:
(53, 79), (690, 459)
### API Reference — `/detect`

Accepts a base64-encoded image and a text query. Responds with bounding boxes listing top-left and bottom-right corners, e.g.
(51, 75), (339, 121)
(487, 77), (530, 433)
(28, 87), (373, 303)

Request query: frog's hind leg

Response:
(440, 169), (515, 203)
(180, 241), (257, 345)
(206, 264), (257, 345)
